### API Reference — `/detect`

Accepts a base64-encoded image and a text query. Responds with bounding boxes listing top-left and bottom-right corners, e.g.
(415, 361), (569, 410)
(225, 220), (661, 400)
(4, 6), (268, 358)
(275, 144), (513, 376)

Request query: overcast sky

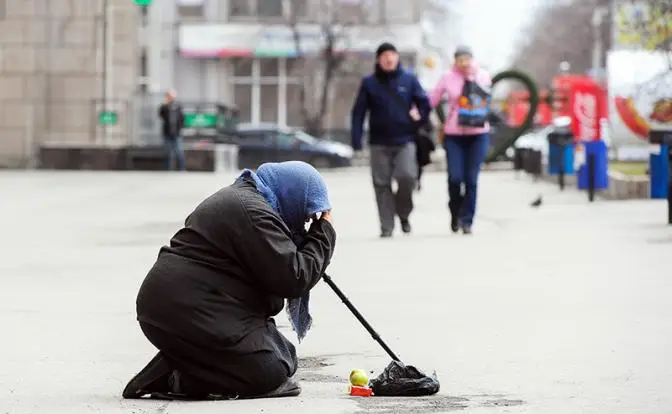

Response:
(445, 0), (542, 71)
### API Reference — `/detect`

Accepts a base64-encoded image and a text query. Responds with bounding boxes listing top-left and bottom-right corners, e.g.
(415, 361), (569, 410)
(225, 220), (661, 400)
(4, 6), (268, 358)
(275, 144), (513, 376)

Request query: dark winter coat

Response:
(158, 101), (185, 138)
(135, 176), (336, 384)
(350, 64), (431, 150)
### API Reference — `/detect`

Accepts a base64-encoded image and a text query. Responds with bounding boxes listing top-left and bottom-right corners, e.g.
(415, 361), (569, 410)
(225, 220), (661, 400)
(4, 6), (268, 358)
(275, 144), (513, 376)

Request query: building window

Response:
(260, 59), (279, 77)
(229, 0), (308, 19)
(233, 84), (252, 122)
(232, 58), (253, 77)
(260, 84), (279, 123)
(229, 0), (255, 17)
(229, 56), (365, 128)
(258, 0), (284, 17)
(286, 83), (304, 127)
(332, 0), (381, 24)
(231, 58), (285, 125)
(381, 0), (417, 23)
(177, 0), (205, 18)
(138, 48), (148, 93)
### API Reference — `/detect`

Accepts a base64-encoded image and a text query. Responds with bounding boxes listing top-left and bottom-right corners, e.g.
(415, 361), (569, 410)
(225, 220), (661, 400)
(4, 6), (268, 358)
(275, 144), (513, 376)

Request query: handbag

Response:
(457, 80), (491, 127)
(378, 80), (436, 166)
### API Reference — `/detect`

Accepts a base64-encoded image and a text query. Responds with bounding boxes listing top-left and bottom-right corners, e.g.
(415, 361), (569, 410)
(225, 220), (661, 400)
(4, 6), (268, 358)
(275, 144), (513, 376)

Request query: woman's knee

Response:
(242, 354), (290, 395)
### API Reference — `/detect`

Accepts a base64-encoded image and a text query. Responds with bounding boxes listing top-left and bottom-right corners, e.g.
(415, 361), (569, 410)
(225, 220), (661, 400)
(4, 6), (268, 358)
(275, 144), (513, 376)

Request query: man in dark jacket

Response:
(351, 42), (431, 238)
(158, 89), (186, 171)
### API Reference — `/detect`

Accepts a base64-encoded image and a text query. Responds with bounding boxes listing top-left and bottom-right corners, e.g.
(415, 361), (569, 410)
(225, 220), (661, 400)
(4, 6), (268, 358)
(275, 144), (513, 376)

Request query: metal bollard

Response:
(533, 150), (543, 179)
(648, 130), (672, 224)
(587, 152), (596, 202)
(514, 148), (523, 171)
(668, 149), (672, 224)
(555, 144), (565, 191)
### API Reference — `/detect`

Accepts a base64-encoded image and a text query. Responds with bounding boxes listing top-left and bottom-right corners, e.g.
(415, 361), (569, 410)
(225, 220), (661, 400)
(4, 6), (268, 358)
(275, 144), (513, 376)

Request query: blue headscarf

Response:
(236, 161), (332, 342)
(238, 161), (332, 233)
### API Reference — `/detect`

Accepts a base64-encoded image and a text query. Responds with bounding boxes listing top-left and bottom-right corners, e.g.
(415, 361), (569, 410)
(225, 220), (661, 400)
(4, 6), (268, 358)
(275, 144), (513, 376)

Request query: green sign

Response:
(98, 110), (118, 126)
(184, 113), (218, 129)
(133, 0), (152, 6)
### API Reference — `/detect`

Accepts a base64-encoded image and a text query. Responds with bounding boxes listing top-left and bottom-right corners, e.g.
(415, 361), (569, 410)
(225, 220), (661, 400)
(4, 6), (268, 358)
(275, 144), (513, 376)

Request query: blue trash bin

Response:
(577, 140), (609, 190)
(649, 144), (669, 199)
(548, 143), (575, 175)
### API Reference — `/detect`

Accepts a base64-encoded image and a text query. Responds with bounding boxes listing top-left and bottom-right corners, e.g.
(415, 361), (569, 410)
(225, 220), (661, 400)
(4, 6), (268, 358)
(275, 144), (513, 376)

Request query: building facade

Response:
(0, 0), (139, 167)
(145, 0), (426, 132)
(0, 0), (435, 166)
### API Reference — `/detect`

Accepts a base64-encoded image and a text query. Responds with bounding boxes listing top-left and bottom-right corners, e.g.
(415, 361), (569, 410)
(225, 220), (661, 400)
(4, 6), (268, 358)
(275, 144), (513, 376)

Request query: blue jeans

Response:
(164, 135), (185, 171)
(443, 133), (489, 227)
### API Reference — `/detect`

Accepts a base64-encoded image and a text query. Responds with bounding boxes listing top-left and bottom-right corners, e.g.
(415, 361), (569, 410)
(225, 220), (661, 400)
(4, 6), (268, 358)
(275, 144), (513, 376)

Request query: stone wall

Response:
(0, 0), (139, 167)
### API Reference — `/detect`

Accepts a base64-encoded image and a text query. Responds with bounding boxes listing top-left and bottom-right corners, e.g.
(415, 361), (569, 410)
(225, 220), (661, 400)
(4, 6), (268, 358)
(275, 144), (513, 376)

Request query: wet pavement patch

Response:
(296, 355), (354, 383)
(354, 395), (469, 413)
(479, 398), (525, 407)
(296, 355), (524, 411)
(298, 356), (333, 370)
(296, 372), (344, 383)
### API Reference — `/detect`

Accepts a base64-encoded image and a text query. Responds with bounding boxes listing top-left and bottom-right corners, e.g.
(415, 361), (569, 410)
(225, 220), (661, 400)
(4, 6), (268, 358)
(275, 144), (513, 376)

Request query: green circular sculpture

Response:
(485, 69), (540, 163)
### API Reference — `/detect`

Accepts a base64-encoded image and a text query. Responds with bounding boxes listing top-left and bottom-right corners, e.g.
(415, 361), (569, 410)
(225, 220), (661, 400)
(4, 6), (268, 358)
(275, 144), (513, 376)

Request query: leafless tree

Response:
(510, 0), (603, 88)
(283, 0), (366, 136)
(511, 0), (671, 88)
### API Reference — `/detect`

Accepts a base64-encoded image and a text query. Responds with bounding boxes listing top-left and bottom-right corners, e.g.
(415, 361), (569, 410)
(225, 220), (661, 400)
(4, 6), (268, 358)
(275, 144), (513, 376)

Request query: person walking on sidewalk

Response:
(158, 89), (186, 171)
(351, 42), (431, 238)
(429, 46), (491, 235)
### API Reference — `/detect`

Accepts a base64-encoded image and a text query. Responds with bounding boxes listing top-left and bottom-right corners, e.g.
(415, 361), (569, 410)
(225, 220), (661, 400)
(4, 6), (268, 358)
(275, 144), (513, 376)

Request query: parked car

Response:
(231, 123), (354, 169)
(508, 125), (553, 160)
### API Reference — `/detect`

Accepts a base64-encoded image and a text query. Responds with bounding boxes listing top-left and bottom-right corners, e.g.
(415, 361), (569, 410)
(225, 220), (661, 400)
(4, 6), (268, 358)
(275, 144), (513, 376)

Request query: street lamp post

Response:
(102, 0), (109, 144)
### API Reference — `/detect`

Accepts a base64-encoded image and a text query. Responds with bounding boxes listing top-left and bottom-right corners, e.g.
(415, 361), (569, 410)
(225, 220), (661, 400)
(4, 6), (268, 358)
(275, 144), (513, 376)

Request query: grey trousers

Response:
(370, 142), (418, 233)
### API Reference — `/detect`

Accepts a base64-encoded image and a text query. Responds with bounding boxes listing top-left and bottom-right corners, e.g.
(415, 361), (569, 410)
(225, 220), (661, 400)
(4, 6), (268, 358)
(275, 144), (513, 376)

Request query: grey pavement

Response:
(1, 168), (671, 414)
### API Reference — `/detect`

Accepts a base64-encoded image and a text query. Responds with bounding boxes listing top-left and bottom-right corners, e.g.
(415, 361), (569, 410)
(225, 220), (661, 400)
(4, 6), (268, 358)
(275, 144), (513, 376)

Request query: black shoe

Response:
(450, 215), (459, 233)
(122, 353), (172, 399)
(462, 225), (472, 235)
(380, 230), (393, 238)
(400, 219), (411, 234)
(241, 378), (302, 399)
(148, 370), (237, 401)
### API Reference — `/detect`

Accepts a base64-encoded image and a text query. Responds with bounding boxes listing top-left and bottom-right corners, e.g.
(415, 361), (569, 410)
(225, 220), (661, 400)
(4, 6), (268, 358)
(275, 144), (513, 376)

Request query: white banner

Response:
(607, 50), (672, 147)
(176, 0), (204, 5)
(178, 23), (423, 57)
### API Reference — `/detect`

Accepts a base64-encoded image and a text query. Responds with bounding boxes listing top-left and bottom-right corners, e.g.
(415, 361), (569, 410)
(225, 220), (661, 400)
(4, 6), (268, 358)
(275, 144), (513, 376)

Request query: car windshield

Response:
(293, 130), (318, 145)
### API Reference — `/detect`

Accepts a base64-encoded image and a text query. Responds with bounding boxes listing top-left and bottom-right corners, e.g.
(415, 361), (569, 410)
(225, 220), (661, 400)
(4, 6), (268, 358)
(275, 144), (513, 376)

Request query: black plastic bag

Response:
(369, 361), (440, 396)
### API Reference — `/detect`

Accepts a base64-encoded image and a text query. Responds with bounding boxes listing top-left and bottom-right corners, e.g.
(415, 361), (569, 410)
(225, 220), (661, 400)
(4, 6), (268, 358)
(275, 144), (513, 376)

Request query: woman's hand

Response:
(321, 210), (332, 223)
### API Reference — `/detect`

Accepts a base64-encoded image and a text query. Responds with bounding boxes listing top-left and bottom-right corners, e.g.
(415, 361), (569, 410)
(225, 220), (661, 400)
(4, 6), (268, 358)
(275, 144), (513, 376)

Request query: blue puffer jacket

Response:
(350, 65), (431, 150)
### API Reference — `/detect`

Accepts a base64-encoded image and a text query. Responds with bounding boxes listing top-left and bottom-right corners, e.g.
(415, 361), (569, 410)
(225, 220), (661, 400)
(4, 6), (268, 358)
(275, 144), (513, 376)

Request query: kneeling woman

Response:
(123, 161), (336, 400)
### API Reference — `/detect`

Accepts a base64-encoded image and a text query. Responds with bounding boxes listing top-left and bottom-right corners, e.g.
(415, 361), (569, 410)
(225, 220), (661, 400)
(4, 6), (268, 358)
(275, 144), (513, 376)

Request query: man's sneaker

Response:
(462, 225), (473, 235)
(380, 230), (393, 238)
(400, 219), (411, 234)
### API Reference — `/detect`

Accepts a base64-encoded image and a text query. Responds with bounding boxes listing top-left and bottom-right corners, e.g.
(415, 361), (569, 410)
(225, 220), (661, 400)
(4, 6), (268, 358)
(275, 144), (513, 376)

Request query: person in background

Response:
(122, 161), (336, 400)
(158, 89), (186, 171)
(429, 46), (491, 235)
(351, 42), (431, 238)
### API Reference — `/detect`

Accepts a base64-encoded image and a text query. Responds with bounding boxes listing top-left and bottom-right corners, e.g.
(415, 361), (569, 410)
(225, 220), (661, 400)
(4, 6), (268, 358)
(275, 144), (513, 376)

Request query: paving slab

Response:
(1, 169), (670, 414)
